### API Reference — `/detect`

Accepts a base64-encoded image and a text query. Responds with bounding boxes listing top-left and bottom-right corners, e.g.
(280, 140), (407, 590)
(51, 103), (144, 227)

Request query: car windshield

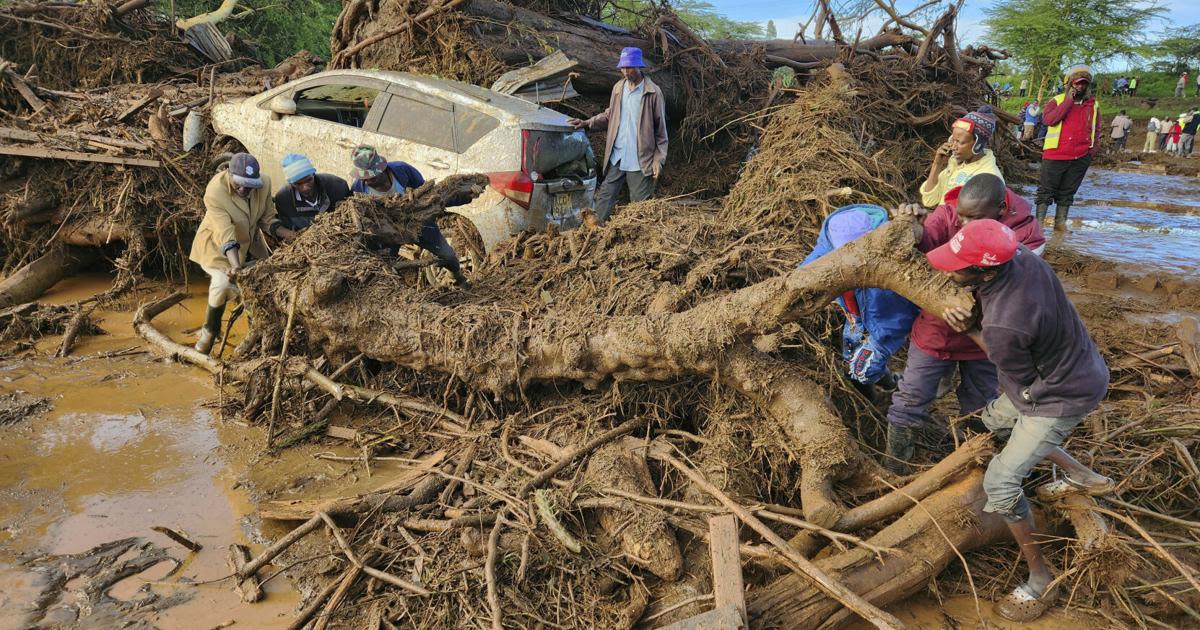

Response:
(525, 129), (595, 178)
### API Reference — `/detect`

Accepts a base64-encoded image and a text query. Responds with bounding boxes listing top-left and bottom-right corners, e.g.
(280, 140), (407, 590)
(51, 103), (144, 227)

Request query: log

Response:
(331, 0), (918, 115)
(747, 471), (1007, 628)
(0, 144), (160, 167)
(582, 436), (683, 581)
(226, 543), (264, 602)
(0, 247), (89, 308)
(708, 515), (746, 626)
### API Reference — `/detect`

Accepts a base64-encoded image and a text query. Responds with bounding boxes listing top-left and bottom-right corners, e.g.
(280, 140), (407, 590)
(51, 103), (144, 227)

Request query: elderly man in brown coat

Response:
(569, 46), (668, 223)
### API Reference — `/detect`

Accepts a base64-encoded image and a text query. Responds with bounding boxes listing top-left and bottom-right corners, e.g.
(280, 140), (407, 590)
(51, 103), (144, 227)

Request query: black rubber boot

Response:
(1035, 203), (1049, 225)
(195, 303), (227, 355)
(1054, 204), (1071, 232)
(884, 424), (916, 475)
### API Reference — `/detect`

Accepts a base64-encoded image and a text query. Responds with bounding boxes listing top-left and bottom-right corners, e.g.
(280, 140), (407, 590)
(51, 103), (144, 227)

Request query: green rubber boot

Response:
(884, 424), (916, 475)
(1035, 203), (1049, 226)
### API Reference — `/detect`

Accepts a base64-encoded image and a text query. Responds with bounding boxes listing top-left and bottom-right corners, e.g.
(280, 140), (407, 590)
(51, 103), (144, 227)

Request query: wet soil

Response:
(0, 274), (298, 630)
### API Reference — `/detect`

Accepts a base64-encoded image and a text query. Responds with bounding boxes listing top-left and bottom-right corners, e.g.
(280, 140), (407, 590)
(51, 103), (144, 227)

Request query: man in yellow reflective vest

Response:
(1036, 64), (1101, 232)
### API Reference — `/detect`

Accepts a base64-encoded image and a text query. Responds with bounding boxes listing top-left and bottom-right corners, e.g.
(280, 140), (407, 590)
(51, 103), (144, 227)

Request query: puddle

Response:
(0, 274), (297, 629)
(1045, 169), (1200, 275)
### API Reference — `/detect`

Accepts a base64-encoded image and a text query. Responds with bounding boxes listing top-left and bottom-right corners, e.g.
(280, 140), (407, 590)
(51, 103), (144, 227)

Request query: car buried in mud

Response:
(211, 69), (598, 277)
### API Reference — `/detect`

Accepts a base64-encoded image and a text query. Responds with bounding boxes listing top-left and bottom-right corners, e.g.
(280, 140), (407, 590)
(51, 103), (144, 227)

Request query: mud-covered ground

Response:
(1, 166), (1197, 629)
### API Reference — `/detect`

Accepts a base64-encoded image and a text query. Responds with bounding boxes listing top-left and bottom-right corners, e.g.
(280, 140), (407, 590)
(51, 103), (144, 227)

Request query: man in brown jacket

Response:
(569, 47), (668, 222)
(189, 152), (292, 354)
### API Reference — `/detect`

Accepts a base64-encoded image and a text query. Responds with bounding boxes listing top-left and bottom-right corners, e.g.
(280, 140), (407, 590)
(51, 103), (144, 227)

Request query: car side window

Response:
(294, 83), (380, 129)
(454, 108), (500, 153)
(377, 93), (455, 152)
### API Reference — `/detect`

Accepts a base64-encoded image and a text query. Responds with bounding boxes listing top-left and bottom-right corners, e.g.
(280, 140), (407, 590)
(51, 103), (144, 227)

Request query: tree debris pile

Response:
(132, 54), (1200, 629)
(0, 0), (206, 99)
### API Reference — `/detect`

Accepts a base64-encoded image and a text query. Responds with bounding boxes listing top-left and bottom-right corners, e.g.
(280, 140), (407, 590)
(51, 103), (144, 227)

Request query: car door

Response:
(372, 86), (459, 180)
(258, 76), (390, 188)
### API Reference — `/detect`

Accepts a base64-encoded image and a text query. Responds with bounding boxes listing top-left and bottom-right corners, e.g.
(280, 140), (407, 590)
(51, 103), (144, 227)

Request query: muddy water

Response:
(1055, 168), (1200, 274)
(0, 275), (296, 629)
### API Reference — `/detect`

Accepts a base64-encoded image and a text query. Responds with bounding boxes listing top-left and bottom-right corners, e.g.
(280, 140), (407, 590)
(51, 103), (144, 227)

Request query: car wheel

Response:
(421, 214), (486, 288)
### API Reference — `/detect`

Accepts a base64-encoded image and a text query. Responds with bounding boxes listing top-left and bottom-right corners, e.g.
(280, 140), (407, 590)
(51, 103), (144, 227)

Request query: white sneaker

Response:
(194, 328), (215, 354)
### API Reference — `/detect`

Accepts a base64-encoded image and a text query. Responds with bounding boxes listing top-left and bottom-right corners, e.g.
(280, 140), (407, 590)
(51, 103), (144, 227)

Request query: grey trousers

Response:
(593, 168), (655, 223)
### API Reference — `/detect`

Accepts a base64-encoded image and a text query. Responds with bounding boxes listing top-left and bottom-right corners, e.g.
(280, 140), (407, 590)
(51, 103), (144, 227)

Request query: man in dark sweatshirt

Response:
(928, 218), (1113, 622)
(273, 153), (351, 237)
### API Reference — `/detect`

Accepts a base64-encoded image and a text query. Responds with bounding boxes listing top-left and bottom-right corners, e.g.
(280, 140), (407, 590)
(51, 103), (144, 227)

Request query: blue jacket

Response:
(800, 204), (919, 384)
(350, 160), (425, 195)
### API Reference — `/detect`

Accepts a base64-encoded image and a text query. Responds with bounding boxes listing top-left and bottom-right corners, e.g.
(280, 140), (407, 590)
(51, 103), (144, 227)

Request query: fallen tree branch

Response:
(652, 449), (904, 630)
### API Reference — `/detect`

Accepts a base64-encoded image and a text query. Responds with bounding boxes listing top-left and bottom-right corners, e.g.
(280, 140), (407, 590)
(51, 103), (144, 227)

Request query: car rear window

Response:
(525, 130), (595, 178)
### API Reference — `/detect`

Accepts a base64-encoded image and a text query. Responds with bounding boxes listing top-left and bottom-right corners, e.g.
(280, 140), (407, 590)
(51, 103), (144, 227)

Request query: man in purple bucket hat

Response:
(569, 46), (668, 223)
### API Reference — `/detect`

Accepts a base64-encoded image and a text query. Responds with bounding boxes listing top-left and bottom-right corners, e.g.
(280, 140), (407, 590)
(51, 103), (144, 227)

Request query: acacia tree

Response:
(1151, 24), (1200, 73)
(984, 0), (1161, 100)
(766, 19), (778, 39)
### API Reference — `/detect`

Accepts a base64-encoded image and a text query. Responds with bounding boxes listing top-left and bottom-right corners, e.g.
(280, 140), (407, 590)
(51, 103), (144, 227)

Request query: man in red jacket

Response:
(884, 174), (1045, 473)
(1036, 64), (1102, 231)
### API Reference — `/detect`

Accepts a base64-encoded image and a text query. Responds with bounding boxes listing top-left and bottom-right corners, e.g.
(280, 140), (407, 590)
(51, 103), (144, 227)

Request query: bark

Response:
(0, 246), (90, 308)
(747, 470), (1008, 629)
(583, 437), (683, 581)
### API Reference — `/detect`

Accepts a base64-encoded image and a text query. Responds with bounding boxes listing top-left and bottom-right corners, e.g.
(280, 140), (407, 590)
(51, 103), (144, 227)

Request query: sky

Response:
(703, 0), (1200, 54)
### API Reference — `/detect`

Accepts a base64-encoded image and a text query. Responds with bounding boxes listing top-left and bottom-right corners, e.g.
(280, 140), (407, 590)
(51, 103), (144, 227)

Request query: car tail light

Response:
(487, 130), (534, 208)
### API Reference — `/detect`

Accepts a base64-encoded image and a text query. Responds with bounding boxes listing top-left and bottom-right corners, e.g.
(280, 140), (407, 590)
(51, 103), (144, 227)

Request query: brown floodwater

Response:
(0, 274), (298, 629)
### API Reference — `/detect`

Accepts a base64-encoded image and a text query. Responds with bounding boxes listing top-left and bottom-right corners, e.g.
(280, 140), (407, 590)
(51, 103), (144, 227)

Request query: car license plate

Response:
(554, 193), (572, 211)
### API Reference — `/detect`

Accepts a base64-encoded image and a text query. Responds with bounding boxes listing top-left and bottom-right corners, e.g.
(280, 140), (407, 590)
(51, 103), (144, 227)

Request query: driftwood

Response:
(0, 247), (91, 308)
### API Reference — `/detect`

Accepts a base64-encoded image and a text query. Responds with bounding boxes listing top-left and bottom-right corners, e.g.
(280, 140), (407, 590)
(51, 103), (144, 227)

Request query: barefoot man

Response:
(928, 218), (1114, 622)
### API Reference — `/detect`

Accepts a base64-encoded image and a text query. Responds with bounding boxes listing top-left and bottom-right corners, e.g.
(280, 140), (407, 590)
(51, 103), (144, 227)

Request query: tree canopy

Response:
(607, 0), (764, 39)
(1149, 24), (1200, 73)
(162, 0), (341, 66)
(766, 19), (778, 39)
(983, 0), (1162, 90)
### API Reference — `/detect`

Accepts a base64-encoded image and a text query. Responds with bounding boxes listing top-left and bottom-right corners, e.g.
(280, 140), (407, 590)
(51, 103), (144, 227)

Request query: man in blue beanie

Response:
(799, 205), (919, 401)
(568, 47), (668, 223)
(273, 153), (351, 238)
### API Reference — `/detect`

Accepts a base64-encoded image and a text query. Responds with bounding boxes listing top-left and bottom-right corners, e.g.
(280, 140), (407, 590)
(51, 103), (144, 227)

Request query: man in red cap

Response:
(928, 218), (1113, 622)
(1037, 64), (1101, 231)
(884, 174), (1044, 474)
(569, 47), (668, 223)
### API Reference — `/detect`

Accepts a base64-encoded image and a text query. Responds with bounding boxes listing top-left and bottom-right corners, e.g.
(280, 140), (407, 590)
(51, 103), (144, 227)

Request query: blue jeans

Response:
(980, 394), (1084, 522)
(418, 222), (461, 275)
(886, 344), (998, 429)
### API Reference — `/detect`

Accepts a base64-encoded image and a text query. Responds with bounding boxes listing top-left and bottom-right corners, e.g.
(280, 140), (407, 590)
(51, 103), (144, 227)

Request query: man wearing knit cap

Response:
(189, 152), (286, 354)
(921, 106), (1004, 208)
(568, 47), (668, 223)
(799, 204), (919, 402)
(274, 153), (351, 237)
(1036, 64), (1101, 231)
(349, 145), (468, 286)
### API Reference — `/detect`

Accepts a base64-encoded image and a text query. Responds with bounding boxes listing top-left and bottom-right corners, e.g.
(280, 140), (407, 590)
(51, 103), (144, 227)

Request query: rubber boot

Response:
(194, 303), (226, 355)
(1035, 203), (1049, 226)
(883, 424), (916, 475)
(1053, 204), (1071, 232)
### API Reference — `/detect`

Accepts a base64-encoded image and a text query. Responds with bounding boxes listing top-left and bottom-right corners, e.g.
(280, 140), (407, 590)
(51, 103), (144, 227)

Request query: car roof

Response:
(302, 69), (572, 129)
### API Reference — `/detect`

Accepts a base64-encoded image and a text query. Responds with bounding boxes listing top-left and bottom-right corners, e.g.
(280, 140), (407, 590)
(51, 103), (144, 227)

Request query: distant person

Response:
(884, 174), (1045, 474)
(190, 153), (285, 354)
(799, 205), (919, 402)
(1109, 110), (1132, 152)
(926, 217), (1113, 623)
(349, 145), (469, 286)
(1181, 109), (1200, 156)
(1036, 64), (1100, 232)
(1144, 117), (1161, 153)
(1019, 78), (1029, 97)
(1166, 119), (1182, 154)
(1128, 76), (1138, 96)
(1022, 102), (1040, 141)
(921, 106), (1003, 207)
(568, 47), (668, 223)
(273, 153), (350, 236)
(1177, 72), (1187, 97)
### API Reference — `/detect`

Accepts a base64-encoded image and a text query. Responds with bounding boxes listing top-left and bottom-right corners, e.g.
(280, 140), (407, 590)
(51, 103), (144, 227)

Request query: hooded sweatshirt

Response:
(800, 204), (920, 384)
(910, 186), (1045, 361)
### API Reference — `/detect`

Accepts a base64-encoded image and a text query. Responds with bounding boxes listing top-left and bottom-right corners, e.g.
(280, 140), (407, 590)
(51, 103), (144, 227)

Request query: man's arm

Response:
(651, 92), (668, 177)
(1041, 96), (1071, 126)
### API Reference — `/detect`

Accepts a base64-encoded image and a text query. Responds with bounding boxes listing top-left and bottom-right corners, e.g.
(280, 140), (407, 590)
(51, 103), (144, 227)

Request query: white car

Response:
(211, 69), (597, 259)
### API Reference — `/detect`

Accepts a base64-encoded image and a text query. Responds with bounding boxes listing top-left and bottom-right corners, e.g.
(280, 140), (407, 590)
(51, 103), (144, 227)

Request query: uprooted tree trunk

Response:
(231, 175), (970, 533)
(330, 0), (917, 115)
(0, 246), (93, 308)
